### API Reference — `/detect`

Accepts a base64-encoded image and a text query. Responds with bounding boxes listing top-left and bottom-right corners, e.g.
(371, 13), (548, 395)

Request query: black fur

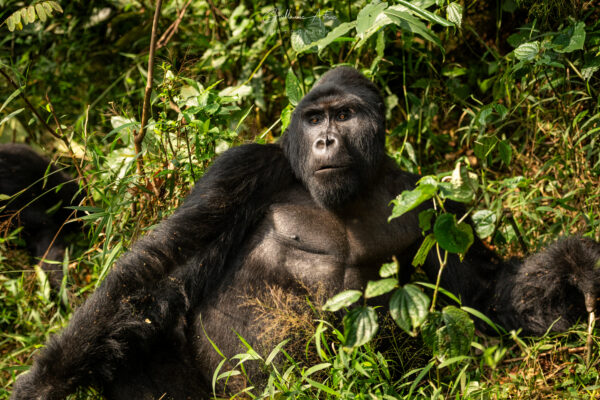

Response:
(0, 143), (83, 286)
(11, 68), (600, 399)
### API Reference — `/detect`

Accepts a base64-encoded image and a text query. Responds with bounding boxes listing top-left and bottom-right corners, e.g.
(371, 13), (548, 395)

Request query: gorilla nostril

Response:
(314, 137), (337, 152)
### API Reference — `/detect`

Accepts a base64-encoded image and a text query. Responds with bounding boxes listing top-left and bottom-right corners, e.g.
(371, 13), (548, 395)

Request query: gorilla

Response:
(0, 143), (83, 287)
(11, 68), (600, 399)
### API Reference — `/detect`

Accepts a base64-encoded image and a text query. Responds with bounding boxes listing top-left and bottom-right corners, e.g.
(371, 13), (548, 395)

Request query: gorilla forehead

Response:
(297, 67), (384, 115)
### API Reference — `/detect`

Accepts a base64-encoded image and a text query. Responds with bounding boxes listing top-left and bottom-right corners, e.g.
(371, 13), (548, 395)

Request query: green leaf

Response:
(27, 6), (36, 23)
(356, 1), (388, 35)
(395, 0), (453, 27)
(343, 306), (379, 348)
(389, 182), (437, 221)
(365, 278), (398, 298)
(6, 15), (15, 31)
(385, 9), (443, 50)
(446, 2), (463, 28)
(389, 284), (431, 336)
(20, 8), (29, 24)
(323, 290), (362, 312)
(411, 233), (436, 267)
(35, 4), (47, 22)
(433, 213), (474, 254)
(441, 307), (474, 357)
(514, 41), (540, 61)
(49, 1), (63, 13)
(418, 208), (435, 232)
(498, 140), (512, 165)
(312, 21), (357, 53)
(471, 210), (496, 239)
(0, 108), (25, 126)
(438, 163), (476, 203)
(280, 104), (293, 132)
(285, 69), (302, 106)
(379, 261), (398, 278)
(551, 21), (586, 53)
(42, 2), (54, 16)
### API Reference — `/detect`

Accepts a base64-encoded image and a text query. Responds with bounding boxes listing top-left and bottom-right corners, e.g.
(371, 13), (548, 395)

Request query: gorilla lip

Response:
(315, 165), (350, 174)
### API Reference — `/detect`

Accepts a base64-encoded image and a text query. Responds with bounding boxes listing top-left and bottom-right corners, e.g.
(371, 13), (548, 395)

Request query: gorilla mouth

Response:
(315, 165), (350, 174)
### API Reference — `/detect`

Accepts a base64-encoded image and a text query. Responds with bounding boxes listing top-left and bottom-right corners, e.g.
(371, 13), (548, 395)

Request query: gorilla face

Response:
(281, 67), (386, 209)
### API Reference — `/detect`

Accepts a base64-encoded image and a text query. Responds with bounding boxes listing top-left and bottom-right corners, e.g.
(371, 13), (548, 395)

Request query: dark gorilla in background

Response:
(11, 68), (600, 399)
(0, 143), (83, 287)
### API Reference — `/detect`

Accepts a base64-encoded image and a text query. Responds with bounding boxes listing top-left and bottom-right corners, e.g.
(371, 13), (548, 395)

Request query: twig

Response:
(502, 346), (586, 364)
(157, 0), (192, 49)
(134, 0), (163, 197)
(0, 67), (56, 139)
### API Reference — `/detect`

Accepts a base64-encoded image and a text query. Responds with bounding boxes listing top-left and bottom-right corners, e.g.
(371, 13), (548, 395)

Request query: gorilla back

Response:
(11, 68), (600, 399)
(0, 143), (83, 287)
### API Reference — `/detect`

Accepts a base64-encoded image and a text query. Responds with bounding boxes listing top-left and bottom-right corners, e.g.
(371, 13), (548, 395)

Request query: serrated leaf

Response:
(440, 306), (474, 358)
(389, 285), (431, 336)
(35, 4), (47, 22)
(285, 69), (302, 106)
(389, 183), (437, 221)
(365, 278), (398, 298)
(471, 210), (496, 239)
(514, 41), (540, 61)
(343, 306), (379, 348)
(446, 2), (462, 28)
(323, 290), (362, 312)
(433, 213), (474, 254)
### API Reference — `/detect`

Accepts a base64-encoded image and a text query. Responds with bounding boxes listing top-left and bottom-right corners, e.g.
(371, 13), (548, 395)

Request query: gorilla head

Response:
(280, 67), (386, 209)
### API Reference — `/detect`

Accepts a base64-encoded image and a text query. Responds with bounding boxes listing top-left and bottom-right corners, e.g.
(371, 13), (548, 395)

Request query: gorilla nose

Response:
(313, 136), (338, 153)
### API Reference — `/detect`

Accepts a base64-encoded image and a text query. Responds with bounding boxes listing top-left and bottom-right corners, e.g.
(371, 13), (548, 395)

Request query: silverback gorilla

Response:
(0, 143), (83, 287)
(11, 68), (600, 399)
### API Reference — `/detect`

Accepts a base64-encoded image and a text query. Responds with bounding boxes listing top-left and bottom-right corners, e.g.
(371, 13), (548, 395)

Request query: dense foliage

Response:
(1, 0), (599, 398)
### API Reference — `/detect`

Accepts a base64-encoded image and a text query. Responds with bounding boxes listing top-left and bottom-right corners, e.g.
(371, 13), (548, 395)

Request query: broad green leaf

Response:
(6, 15), (15, 31)
(20, 8), (29, 24)
(422, 306), (474, 361)
(365, 278), (398, 298)
(471, 210), (496, 239)
(285, 69), (302, 106)
(411, 233), (436, 267)
(323, 290), (362, 312)
(389, 284), (430, 336)
(379, 261), (398, 278)
(312, 21), (356, 53)
(395, 0), (453, 27)
(551, 21), (585, 53)
(418, 208), (435, 232)
(446, 2), (463, 28)
(514, 41), (540, 61)
(433, 213), (474, 254)
(385, 9), (443, 50)
(389, 183), (437, 221)
(438, 163), (477, 203)
(356, 1), (388, 35)
(343, 306), (379, 348)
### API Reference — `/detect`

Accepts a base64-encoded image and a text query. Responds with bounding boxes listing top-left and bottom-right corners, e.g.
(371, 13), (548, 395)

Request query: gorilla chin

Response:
(309, 166), (363, 209)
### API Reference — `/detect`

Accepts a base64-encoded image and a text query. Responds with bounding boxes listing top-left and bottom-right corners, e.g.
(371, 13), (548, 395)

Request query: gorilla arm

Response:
(11, 144), (294, 400)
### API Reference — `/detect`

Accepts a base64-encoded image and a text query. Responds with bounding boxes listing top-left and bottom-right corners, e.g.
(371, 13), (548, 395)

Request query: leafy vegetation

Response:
(1, 0), (599, 398)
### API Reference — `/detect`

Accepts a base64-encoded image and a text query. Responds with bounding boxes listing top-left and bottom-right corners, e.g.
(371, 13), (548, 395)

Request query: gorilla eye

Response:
(308, 115), (321, 125)
(337, 109), (352, 121)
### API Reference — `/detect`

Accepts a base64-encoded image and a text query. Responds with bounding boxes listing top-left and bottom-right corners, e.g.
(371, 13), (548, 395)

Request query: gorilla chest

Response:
(244, 197), (412, 289)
